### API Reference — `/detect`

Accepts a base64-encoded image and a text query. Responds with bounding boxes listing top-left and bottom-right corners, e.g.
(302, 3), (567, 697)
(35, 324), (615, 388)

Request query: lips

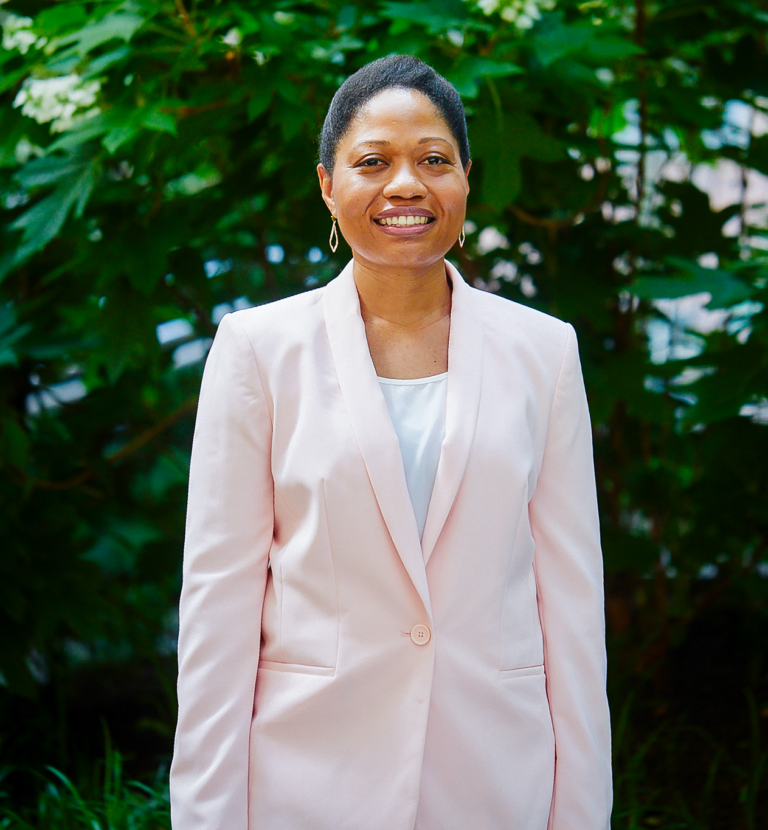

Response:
(376, 215), (433, 227)
(373, 207), (436, 229)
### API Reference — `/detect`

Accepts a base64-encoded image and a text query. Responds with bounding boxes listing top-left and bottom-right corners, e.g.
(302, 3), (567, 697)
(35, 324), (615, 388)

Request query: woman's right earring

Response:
(329, 217), (339, 253)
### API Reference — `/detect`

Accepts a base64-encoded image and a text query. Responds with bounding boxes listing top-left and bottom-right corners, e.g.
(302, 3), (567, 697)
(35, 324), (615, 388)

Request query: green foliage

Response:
(610, 687), (768, 829)
(0, 747), (170, 829)
(0, 3), (766, 818)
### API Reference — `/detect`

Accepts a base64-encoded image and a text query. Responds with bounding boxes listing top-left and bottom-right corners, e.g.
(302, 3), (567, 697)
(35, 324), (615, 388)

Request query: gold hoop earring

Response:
(329, 216), (339, 253)
(458, 225), (466, 248)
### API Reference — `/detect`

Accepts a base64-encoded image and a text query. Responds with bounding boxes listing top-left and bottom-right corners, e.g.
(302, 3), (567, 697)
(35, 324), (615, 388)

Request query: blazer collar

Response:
(421, 260), (483, 565)
(322, 260), (484, 612)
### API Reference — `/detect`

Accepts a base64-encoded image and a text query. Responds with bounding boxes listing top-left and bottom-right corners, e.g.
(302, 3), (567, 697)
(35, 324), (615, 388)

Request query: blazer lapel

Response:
(322, 262), (432, 619)
(421, 262), (484, 565)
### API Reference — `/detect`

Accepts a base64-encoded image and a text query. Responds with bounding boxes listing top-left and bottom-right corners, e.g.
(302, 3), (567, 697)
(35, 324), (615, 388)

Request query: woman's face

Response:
(318, 88), (470, 273)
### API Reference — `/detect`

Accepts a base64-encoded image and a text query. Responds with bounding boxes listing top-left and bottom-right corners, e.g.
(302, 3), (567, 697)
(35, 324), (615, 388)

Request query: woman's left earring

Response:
(329, 216), (339, 253)
(458, 225), (466, 248)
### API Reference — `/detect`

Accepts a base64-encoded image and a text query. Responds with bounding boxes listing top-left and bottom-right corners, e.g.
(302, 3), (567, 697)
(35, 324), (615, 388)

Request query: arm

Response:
(170, 313), (274, 830)
(529, 324), (612, 830)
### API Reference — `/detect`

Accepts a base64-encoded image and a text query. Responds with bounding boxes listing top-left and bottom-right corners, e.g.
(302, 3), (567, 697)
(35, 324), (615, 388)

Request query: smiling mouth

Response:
(374, 215), (435, 227)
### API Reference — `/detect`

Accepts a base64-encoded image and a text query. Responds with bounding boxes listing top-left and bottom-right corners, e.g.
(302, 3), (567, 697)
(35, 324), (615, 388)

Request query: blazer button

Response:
(410, 624), (431, 645)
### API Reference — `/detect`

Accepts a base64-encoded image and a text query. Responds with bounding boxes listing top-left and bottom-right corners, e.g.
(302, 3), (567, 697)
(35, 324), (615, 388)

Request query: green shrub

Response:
(0, 748), (169, 830)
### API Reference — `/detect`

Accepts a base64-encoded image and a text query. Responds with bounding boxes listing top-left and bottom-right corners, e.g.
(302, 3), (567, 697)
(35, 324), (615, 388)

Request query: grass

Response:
(0, 744), (170, 830)
(0, 693), (764, 829)
(611, 691), (767, 829)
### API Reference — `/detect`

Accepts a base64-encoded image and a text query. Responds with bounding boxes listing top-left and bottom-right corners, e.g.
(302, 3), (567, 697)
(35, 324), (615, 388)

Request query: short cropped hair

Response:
(319, 55), (471, 175)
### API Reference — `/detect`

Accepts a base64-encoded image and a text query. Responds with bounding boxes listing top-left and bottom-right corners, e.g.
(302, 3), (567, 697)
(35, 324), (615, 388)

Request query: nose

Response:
(382, 160), (427, 200)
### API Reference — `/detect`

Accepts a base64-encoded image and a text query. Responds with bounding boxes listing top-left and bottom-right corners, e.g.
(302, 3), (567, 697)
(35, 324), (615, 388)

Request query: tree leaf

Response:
(447, 57), (524, 99)
(632, 258), (756, 308)
(10, 155), (98, 260)
(379, 0), (469, 33)
(51, 6), (146, 58)
(472, 108), (565, 209)
(531, 19), (596, 67)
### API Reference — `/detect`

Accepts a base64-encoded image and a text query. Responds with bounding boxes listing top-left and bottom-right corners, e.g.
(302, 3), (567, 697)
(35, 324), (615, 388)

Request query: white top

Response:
(378, 372), (447, 539)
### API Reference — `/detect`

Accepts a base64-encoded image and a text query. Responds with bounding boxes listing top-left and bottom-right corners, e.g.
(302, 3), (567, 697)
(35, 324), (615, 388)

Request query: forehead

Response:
(342, 88), (455, 148)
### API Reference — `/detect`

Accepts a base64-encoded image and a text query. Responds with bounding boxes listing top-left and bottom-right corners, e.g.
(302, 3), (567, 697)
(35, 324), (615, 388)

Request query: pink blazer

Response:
(170, 261), (612, 830)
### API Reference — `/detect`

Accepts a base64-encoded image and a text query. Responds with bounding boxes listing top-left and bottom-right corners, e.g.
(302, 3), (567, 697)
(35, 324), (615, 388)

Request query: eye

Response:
(356, 157), (385, 168)
(424, 155), (450, 166)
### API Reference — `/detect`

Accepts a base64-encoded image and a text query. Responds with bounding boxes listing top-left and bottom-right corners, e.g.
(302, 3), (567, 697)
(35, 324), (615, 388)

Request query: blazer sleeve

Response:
(170, 313), (274, 830)
(529, 324), (613, 830)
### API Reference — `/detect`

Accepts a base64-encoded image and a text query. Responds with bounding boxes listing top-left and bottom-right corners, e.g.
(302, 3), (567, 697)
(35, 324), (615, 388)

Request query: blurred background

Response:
(1, 0), (767, 827)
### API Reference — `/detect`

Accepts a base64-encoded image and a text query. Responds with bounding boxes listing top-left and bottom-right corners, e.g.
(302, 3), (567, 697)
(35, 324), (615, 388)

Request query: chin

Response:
(367, 248), (450, 269)
(359, 238), (454, 265)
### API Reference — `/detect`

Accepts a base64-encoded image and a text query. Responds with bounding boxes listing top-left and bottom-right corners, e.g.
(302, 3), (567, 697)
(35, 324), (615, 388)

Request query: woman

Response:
(170, 55), (612, 830)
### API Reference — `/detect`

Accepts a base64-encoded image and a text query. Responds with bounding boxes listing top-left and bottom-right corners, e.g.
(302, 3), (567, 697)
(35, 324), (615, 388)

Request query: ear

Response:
(464, 159), (472, 195)
(317, 164), (336, 215)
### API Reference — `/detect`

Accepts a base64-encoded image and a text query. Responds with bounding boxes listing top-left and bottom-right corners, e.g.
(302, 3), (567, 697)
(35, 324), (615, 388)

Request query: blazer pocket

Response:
(263, 482), (339, 670)
(500, 486), (546, 673)
(258, 660), (335, 677)
(499, 664), (545, 680)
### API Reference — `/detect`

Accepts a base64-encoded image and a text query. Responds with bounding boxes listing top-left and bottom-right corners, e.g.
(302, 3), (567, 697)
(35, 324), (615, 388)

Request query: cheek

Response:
(442, 190), (467, 223)
(336, 191), (372, 228)
(334, 180), (360, 206)
(348, 192), (370, 213)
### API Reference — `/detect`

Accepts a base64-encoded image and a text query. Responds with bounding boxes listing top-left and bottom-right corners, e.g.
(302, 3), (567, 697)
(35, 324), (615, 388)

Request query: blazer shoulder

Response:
(225, 286), (324, 345)
(470, 286), (572, 352)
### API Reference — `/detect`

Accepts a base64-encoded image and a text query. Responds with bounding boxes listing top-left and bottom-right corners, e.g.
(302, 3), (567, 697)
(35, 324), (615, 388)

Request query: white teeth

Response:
(380, 216), (430, 226)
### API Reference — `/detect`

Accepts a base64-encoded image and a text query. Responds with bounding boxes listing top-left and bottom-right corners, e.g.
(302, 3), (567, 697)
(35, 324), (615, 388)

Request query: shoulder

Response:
(466, 284), (574, 360)
(462, 285), (586, 425)
(226, 286), (324, 337)
(473, 287), (568, 330)
(231, 288), (323, 331)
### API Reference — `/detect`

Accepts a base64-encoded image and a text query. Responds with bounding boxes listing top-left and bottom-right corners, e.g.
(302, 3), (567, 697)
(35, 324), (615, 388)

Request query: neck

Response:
(352, 258), (451, 329)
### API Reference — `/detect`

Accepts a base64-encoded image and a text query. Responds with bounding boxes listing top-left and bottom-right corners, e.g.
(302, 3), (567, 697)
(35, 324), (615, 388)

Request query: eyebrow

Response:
(351, 137), (455, 151)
